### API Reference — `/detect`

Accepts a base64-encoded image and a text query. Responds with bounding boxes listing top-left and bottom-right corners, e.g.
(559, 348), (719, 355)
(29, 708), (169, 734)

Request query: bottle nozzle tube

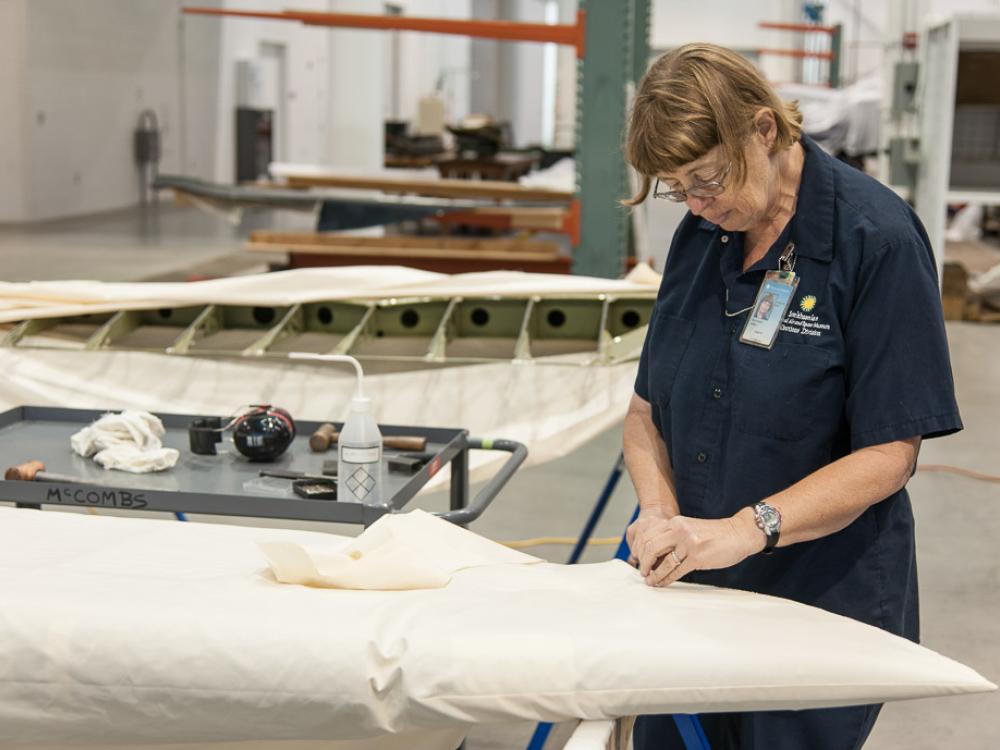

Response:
(288, 352), (366, 399)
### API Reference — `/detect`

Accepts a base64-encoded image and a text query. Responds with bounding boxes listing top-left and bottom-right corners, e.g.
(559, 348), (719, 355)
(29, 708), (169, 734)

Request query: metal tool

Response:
(387, 451), (436, 474)
(259, 469), (338, 483)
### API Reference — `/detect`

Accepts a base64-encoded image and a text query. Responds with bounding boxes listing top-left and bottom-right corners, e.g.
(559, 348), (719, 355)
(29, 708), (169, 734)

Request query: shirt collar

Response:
(792, 134), (835, 263)
(696, 134), (835, 263)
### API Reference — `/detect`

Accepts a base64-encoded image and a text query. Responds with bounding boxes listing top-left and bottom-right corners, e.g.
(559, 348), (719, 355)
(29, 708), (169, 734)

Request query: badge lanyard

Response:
(731, 242), (800, 350)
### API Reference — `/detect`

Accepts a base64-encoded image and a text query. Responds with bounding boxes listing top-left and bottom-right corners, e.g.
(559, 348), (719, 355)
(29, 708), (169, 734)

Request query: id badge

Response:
(739, 270), (799, 349)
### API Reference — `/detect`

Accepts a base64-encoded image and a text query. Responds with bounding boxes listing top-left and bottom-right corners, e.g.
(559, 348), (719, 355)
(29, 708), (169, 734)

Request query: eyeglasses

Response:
(653, 162), (732, 202)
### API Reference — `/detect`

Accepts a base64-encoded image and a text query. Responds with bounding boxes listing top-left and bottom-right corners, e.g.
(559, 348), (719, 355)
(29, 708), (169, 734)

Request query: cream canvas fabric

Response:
(260, 510), (541, 589)
(0, 507), (992, 749)
(0, 266), (659, 323)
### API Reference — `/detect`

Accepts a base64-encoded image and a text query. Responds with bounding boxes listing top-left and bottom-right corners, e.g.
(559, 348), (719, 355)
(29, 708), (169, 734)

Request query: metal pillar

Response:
(632, 0), (651, 84)
(573, 0), (649, 278)
(829, 23), (843, 88)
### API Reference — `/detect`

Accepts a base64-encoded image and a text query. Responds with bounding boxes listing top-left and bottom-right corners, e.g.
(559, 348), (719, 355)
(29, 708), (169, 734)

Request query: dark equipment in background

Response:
(134, 109), (161, 205)
(189, 406), (296, 462)
(236, 108), (273, 183)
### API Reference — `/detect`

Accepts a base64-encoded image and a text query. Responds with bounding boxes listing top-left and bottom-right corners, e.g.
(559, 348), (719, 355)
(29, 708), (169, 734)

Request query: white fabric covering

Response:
(260, 510), (540, 589)
(0, 508), (992, 749)
(70, 410), (179, 473)
(0, 266), (658, 324)
(0, 266), (654, 481)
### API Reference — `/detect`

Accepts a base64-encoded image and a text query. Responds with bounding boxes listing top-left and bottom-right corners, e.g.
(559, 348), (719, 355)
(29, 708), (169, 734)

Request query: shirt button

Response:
(696, 451), (708, 463)
(720, 235), (729, 244)
(712, 387), (722, 400)
(730, 324), (737, 334)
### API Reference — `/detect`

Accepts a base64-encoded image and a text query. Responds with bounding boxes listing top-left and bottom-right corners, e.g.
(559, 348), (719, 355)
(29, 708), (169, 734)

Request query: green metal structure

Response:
(573, 0), (651, 278)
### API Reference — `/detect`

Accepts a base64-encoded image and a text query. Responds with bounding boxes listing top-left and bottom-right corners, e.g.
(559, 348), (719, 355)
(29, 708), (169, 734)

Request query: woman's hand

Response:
(625, 505), (671, 567)
(633, 508), (765, 587)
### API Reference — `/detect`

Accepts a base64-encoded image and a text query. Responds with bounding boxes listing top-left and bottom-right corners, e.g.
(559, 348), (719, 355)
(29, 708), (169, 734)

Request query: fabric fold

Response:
(259, 509), (541, 590)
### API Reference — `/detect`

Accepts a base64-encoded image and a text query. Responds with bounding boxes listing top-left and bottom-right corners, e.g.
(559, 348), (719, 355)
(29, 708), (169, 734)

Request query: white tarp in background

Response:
(0, 507), (992, 749)
(0, 267), (656, 479)
(0, 347), (638, 482)
(776, 77), (882, 157)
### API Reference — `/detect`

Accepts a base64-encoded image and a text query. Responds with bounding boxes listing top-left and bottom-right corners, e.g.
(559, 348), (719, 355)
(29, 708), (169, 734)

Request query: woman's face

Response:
(658, 112), (778, 234)
(759, 299), (772, 315)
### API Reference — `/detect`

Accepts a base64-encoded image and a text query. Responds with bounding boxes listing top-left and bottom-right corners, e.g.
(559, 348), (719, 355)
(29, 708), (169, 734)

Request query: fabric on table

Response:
(70, 410), (179, 473)
(0, 507), (991, 749)
(259, 510), (541, 590)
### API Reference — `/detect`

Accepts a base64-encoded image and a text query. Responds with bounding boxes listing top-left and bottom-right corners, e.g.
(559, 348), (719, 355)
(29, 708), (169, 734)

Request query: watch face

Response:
(757, 504), (780, 533)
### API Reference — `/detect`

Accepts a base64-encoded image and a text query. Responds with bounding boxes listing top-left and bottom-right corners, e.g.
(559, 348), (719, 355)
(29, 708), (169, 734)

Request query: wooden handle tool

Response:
(5, 460), (45, 482)
(309, 423), (427, 453)
(5, 460), (96, 485)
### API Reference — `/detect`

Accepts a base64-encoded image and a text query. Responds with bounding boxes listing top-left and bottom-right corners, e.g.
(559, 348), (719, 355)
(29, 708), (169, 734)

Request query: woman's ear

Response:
(754, 108), (777, 150)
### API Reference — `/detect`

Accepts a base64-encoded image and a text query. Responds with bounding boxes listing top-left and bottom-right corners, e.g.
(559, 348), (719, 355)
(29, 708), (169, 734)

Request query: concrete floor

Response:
(1, 204), (997, 749)
(0, 202), (296, 282)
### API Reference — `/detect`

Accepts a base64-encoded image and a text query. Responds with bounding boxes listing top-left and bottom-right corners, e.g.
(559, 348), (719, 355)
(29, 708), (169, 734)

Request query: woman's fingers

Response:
(638, 527), (681, 576)
(629, 517), (670, 565)
(648, 549), (693, 587)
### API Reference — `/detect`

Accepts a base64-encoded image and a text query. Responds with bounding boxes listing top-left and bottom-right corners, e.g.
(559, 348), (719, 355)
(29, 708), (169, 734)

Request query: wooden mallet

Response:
(309, 423), (427, 453)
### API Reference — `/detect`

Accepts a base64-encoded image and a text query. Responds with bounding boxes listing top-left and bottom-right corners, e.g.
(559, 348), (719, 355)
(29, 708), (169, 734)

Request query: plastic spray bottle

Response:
(337, 393), (383, 506)
(287, 352), (383, 506)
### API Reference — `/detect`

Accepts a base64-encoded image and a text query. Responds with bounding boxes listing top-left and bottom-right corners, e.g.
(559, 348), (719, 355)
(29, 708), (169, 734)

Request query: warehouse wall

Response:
(651, 0), (801, 81)
(18, 0), (196, 221)
(210, 0), (470, 177)
(211, 0), (342, 178)
(0, 0), (27, 222)
(469, 0), (548, 148)
(394, 0), (472, 128)
(2, 0), (466, 221)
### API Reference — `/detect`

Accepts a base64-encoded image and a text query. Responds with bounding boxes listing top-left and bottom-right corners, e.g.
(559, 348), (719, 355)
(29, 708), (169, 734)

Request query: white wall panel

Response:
(0, 0), (27, 222)
(22, 0), (185, 220)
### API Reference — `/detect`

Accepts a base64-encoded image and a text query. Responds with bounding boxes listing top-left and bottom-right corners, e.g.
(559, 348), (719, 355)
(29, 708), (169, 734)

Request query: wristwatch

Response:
(752, 502), (781, 554)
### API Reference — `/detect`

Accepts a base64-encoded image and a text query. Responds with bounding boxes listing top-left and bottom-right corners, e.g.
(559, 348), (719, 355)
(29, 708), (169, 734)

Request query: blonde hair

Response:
(623, 43), (803, 205)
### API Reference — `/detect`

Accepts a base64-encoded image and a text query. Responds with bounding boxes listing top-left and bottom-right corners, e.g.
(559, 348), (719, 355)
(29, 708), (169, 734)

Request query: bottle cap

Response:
(350, 395), (370, 412)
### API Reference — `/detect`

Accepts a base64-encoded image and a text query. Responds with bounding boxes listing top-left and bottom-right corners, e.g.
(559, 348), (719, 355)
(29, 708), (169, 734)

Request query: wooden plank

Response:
(280, 174), (573, 203)
(247, 231), (561, 254)
(286, 253), (571, 275)
(246, 241), (561, 262)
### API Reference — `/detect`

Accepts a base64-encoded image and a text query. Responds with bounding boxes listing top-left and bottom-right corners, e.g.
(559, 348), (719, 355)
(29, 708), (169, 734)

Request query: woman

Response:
(754, 292), (774, 320)
(622, 44), (962, 750)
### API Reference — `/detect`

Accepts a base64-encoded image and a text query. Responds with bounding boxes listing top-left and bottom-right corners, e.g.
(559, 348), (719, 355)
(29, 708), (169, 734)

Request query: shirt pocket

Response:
(644, 313), (696, 407)
(733, 341), (833, 442)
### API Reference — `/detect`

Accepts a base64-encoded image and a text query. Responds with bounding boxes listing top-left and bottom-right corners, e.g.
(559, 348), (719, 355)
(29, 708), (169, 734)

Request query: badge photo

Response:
(739, 270), (800, 349)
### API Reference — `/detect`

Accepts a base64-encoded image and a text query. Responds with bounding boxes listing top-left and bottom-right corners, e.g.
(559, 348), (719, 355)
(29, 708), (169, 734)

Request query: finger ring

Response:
(670, 550), (683, 567)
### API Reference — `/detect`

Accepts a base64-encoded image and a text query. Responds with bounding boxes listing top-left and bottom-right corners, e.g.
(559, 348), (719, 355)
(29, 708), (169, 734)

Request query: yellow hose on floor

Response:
(500, 536), (620, 549)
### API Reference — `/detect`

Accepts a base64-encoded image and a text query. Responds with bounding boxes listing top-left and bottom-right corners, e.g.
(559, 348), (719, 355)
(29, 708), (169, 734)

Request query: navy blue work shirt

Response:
(634, 135), (962, 640)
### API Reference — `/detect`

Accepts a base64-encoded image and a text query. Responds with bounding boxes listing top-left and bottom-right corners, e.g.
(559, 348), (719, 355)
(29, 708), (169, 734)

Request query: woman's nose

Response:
(686, 195), (712, 215)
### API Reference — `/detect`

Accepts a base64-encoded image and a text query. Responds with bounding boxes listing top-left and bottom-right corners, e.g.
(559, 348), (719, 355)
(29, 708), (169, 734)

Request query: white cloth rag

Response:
(70, 410), (179, 473)
(259, 509), (541, 590)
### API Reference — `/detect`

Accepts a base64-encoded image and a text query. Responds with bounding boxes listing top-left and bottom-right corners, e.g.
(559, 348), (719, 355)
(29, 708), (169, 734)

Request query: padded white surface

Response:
(0, 507), (992, 748)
